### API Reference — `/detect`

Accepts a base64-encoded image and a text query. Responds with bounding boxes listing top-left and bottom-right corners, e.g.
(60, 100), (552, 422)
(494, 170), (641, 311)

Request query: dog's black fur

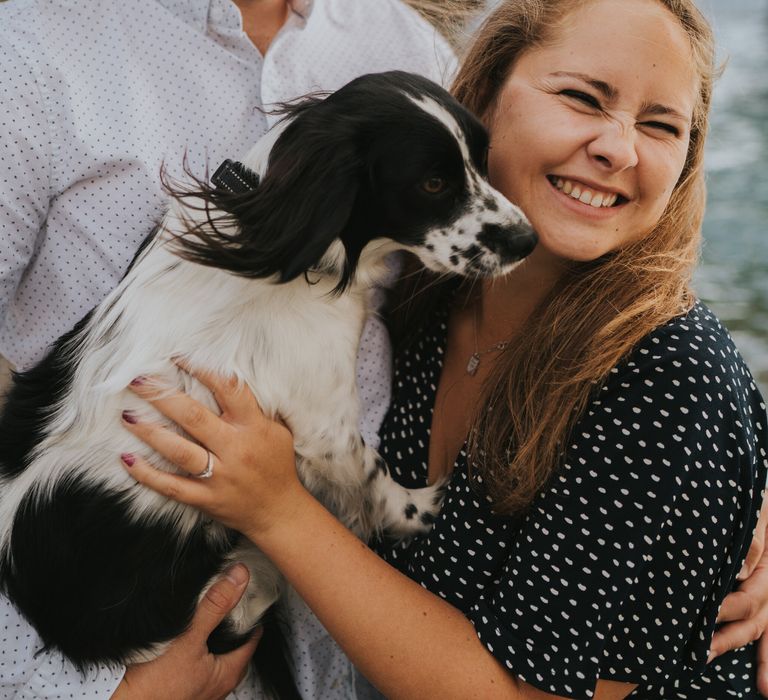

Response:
(0, 72), (536, 695)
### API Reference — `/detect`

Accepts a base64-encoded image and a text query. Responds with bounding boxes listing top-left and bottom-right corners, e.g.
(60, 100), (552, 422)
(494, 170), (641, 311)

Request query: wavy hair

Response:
(440, 0), (717, 514)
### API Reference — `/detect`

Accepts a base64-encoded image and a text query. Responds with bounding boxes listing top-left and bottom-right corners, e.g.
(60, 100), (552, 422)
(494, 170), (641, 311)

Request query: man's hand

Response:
(111, 564), (261, 700)
(710, 501), (768, 696)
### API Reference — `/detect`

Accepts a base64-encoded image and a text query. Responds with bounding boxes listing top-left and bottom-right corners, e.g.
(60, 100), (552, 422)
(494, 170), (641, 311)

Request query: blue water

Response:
(695, 0), (768, 393)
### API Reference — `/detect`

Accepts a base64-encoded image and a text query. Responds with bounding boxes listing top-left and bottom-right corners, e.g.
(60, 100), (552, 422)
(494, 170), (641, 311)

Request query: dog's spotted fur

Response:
(0, 72), (536, 683)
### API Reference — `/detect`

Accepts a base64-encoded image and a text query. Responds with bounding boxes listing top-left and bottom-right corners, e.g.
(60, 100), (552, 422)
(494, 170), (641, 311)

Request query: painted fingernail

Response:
(707, 650), (716, 664)
(130, 376), (145, 386)
(225, 563), (248, 586)
(121, 453), (136, 467)
(737, 563), (749, 580)
(122, 410), (139, 424)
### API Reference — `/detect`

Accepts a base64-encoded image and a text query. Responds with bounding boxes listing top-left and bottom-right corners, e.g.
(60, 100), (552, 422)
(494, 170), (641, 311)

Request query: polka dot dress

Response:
(374, 296), (768, 699)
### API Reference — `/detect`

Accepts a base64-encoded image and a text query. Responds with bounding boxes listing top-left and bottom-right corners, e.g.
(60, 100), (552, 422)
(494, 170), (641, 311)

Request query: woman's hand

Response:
(709, 501), (768, 695)
(119, 365), (305, 539)
(111, 564), (261, 700)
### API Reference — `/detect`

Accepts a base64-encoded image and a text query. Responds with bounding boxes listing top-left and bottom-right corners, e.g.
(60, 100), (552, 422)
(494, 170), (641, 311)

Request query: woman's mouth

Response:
(546, 175), (628, 208)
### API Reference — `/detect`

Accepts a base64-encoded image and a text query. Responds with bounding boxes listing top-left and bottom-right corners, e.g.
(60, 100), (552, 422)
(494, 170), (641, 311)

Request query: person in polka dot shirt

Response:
(119, 0), (768, 698)
(0, 0), (462, 697)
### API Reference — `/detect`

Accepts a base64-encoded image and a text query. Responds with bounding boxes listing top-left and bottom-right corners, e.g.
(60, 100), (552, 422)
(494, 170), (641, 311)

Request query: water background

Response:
(695, 0), (768, 394)
(478, 0), (768, 392)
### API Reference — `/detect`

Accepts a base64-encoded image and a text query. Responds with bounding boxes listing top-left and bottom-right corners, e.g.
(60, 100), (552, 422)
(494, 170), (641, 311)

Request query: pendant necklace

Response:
(466, 307), (509, 376)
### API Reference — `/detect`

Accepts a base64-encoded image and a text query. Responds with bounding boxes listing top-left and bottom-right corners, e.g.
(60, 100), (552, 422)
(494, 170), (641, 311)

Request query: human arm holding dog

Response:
(120, 331), (768, 700)
(0, 0), (460, 696)
(120, 367), (637, 700)
(111, 565), (261, 700)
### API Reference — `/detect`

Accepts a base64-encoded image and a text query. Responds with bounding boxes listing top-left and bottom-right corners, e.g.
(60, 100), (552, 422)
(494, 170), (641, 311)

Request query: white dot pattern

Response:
(0, 0), (454, 696)
(375, 296), (768, 699)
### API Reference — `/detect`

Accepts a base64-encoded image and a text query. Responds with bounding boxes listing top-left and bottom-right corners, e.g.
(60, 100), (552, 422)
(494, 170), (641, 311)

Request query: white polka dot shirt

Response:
(0, 0), (455, 371)
(0, 0), (454, 697)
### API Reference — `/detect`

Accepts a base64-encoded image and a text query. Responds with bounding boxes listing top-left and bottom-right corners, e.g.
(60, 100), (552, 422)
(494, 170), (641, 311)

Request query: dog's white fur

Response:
(0, 91), (532, 662)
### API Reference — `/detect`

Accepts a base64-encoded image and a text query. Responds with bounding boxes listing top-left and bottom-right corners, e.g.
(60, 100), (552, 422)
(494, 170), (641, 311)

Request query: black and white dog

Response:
(0, 72), (535, 681)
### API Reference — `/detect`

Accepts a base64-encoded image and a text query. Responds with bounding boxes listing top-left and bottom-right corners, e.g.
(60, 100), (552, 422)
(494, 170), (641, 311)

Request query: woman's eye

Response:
(561, 90), (601, 109)
(421, 177), (447, 195)
(642, 121), (681, 137)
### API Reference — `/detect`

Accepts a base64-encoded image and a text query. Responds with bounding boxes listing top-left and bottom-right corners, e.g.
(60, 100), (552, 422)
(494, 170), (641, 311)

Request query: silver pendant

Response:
(466, 353), (480, 376)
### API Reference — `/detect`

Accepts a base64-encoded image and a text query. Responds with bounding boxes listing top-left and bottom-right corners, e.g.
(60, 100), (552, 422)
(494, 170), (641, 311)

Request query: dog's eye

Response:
(421, 177), (447, 195)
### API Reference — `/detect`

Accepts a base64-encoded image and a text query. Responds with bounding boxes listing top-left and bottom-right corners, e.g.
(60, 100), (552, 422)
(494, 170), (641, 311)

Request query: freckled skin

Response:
(486, 0), (697, 264)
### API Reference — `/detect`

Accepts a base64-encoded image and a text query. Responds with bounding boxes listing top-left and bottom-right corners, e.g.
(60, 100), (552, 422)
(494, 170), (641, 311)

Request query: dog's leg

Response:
(294, 426), (444, 541)
(203, 539), (284, 649)
(361, 446), (446, 540)
(202, 540), (301, 699)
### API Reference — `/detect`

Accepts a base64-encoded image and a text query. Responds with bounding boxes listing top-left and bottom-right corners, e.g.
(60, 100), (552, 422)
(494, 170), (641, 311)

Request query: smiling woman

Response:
(485, 1), (697, 262)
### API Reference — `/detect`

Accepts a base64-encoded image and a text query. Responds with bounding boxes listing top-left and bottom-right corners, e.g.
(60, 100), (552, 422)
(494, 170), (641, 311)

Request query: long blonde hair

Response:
(445, 0), (717, 514)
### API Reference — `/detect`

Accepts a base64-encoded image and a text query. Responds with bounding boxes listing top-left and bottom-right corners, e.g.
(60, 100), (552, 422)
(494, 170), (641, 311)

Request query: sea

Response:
(695, 0), (768, 394)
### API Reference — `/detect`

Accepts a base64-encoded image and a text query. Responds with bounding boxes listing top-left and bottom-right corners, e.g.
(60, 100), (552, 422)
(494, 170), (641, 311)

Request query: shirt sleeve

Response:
(0, 35), (52, 334)
(0, 37), (125, 700)
(0, 594), (124, 699)
(466, 323), (766, 699)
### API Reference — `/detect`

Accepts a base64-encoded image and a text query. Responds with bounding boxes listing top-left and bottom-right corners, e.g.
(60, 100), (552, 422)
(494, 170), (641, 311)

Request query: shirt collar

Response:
(154, 0), (210, 33)
(154, 0), (316, 43)
(289, 0), (314, 19)
(158, 0), (305, 33)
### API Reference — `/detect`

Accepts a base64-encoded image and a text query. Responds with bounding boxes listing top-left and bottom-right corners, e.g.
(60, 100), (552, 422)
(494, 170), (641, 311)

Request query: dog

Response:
(0, 71), (536, 690)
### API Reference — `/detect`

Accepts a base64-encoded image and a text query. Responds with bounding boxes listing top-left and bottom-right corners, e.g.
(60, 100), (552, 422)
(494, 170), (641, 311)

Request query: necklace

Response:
(466, 306), (509, 376)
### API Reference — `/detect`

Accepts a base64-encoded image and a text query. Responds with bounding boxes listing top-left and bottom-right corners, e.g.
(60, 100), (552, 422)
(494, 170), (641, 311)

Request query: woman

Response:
(120, 0), (768, 696)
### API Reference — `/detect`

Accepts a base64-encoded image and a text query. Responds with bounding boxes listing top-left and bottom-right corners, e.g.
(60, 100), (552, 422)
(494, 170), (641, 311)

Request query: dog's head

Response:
(176, 71), (536, 289)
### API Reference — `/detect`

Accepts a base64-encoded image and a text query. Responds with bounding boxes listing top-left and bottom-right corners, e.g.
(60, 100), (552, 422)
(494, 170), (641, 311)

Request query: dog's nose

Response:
(514, 224), (538, 259)
(478, 222), (538, 264)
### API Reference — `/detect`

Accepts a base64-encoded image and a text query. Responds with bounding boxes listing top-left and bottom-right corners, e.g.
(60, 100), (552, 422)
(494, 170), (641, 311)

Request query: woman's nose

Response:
(586, 120), (639, 172)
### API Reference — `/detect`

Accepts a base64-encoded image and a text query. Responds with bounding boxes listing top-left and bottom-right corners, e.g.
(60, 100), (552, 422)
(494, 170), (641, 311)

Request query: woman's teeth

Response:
(553, 177), (619, 208)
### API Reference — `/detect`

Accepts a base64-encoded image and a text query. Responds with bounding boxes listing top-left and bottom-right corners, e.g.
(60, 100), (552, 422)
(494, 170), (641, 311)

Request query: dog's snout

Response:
(478, 222), (538, 264)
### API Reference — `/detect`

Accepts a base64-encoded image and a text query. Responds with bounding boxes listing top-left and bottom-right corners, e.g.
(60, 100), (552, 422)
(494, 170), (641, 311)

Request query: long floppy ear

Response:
(171, 111), (362, 285)
(256, 117), (362, 283)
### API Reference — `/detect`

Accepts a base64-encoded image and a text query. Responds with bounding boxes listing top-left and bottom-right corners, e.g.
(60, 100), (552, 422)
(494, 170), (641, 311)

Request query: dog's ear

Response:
(255, 120), (362, 283)
(171, 111), (362, 285)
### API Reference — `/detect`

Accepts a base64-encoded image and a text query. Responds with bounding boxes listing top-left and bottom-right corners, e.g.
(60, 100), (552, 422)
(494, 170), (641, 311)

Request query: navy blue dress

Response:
(374, 298), (768, 699)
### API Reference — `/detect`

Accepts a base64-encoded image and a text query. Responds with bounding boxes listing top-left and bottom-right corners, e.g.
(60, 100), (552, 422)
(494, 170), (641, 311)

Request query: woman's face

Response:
(487, 0), (698, 263)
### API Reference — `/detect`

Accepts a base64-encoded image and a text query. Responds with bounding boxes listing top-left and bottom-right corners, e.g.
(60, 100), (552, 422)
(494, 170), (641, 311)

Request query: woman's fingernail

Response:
(122, 410), (139, 424)
(121, 453), (136, 467)
(707, 650), (716, 664)
(225, 563), (248, 586)
(737, 563), (749, 580)
(130, 376), (145, 386)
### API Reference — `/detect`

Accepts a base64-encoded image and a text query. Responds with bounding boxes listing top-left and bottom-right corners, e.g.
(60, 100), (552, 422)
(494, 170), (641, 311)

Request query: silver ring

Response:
(193, 449), (214, 479)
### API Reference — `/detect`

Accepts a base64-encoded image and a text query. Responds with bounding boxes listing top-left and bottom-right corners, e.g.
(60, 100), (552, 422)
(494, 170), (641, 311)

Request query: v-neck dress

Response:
(373, 297), (768, 699)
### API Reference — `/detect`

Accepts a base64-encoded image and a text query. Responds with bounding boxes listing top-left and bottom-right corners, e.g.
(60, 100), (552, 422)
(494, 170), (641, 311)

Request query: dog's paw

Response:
(381, 478), (447, 540)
